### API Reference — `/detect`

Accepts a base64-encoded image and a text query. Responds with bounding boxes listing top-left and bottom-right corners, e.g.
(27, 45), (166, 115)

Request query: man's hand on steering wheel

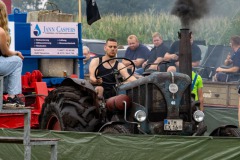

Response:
(90, 77), (103, 86)
(95, 77), (103, 85)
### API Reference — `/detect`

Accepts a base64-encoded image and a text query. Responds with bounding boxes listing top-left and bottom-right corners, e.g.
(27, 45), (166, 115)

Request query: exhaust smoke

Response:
(171, 0), (210, 28)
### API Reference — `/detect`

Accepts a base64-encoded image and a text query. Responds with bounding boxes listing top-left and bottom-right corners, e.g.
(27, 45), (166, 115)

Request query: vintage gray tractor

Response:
(38, 56), (206, 136)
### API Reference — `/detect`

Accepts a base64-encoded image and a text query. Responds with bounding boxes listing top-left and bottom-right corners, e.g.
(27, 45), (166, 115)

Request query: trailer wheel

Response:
(40, 86), (100, 132)
(225, 128), (240, 137)
(210, 127), (240, 137)
(102, 124), (130, 134)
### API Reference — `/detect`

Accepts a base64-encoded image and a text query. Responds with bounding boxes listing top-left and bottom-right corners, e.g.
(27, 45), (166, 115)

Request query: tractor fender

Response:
(98, 121), (125, 132)
(209, 125), (238, 136)
(60, 78), (97, 97)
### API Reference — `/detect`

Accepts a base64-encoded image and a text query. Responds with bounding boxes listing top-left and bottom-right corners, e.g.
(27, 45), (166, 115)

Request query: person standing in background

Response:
(238, 86), (240, 128)
(83, 46), (92, 75)
(238, 96), (240, 128)
(192, 71), (204, 111)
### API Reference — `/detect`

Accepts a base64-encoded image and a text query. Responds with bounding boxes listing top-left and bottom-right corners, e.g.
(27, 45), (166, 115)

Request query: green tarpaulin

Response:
(0, 107), (239, 160)
(204, 106), (238, 135)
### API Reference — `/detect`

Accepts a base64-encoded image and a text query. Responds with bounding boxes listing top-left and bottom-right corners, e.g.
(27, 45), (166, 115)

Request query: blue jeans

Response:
(135, 68), (144, 75)
(0, 56), (22, 95)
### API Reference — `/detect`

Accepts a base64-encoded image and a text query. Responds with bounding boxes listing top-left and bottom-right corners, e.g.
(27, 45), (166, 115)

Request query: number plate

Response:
(164, 119), (183, 131)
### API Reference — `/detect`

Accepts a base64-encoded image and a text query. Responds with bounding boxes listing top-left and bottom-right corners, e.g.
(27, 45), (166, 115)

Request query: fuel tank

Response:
(105, 94), (131, 111)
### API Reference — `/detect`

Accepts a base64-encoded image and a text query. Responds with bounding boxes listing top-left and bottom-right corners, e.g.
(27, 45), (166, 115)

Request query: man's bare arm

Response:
(164, 52), (178, 61)
(216, 66), (239, 73)
(89, 58), (102, 85)
(122, 59), (131, 66)
(118, 63), (137, 82)
(148, 57), (164, 70)
(123, 58), (145, 68)
(133, 58), (145, 68)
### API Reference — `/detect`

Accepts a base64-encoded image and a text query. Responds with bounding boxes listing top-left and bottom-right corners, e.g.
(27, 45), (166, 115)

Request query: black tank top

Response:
(97, 57), (119, 90)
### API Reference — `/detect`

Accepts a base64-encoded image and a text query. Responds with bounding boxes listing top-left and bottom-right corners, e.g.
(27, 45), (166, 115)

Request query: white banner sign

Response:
(30, 22), (78, 56)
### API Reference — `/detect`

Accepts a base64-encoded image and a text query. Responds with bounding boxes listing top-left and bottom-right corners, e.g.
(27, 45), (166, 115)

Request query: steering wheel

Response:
(94, 57), (135, 85)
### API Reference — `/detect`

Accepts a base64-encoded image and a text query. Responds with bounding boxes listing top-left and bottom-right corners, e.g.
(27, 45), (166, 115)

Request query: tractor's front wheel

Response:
(102, 124), (130, 134)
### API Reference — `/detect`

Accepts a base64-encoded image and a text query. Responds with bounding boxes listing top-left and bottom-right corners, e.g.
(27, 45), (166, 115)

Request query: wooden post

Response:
(78, 0), (82, 23)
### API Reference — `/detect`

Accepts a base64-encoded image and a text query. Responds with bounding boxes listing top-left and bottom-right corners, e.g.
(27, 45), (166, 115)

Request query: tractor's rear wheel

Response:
(39, 86), (100, 132)
(102, 124), (130, 134)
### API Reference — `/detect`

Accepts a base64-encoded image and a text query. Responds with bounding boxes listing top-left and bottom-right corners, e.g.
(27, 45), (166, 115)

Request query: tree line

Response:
(12, 0), (240, 18)
(11, 0), (239, 45)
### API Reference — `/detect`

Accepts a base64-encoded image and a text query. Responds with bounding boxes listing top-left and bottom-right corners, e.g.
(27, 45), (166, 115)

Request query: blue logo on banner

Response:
(33, 24), (41, 36)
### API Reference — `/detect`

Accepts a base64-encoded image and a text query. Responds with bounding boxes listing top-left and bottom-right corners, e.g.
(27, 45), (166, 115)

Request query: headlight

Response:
(193, 110), (205, 122)
(134, 110), (146, 122)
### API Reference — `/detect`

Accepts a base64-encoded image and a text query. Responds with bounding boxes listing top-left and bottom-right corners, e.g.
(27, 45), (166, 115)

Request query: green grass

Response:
(80, 11), (240, 45)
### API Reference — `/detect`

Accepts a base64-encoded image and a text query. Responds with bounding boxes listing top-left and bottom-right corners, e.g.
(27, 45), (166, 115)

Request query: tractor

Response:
(38, 29), (208, 136)
(38, 60), (206, 135)
(1, 9), (239, 137)
(38, 29), (240, 136)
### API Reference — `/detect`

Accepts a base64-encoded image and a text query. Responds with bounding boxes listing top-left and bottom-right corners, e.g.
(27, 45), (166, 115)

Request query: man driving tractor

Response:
(89, 38), (136, 99)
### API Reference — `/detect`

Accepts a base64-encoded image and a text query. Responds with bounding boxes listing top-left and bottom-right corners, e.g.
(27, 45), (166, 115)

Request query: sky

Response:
(38, 0), (48, 9)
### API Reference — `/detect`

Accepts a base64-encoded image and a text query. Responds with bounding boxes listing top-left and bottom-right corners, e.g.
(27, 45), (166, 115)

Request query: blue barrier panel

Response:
(8, 11), (84, 83)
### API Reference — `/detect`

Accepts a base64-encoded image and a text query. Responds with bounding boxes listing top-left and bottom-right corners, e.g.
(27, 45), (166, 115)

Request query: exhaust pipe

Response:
(178, 28), (192, 120)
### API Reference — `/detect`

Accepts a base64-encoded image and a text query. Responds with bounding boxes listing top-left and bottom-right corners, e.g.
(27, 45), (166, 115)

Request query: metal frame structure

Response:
(0, 76), (58, 160)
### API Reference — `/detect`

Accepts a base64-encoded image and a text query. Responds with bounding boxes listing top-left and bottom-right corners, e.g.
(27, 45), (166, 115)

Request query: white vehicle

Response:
(82, 39), (106, 57)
